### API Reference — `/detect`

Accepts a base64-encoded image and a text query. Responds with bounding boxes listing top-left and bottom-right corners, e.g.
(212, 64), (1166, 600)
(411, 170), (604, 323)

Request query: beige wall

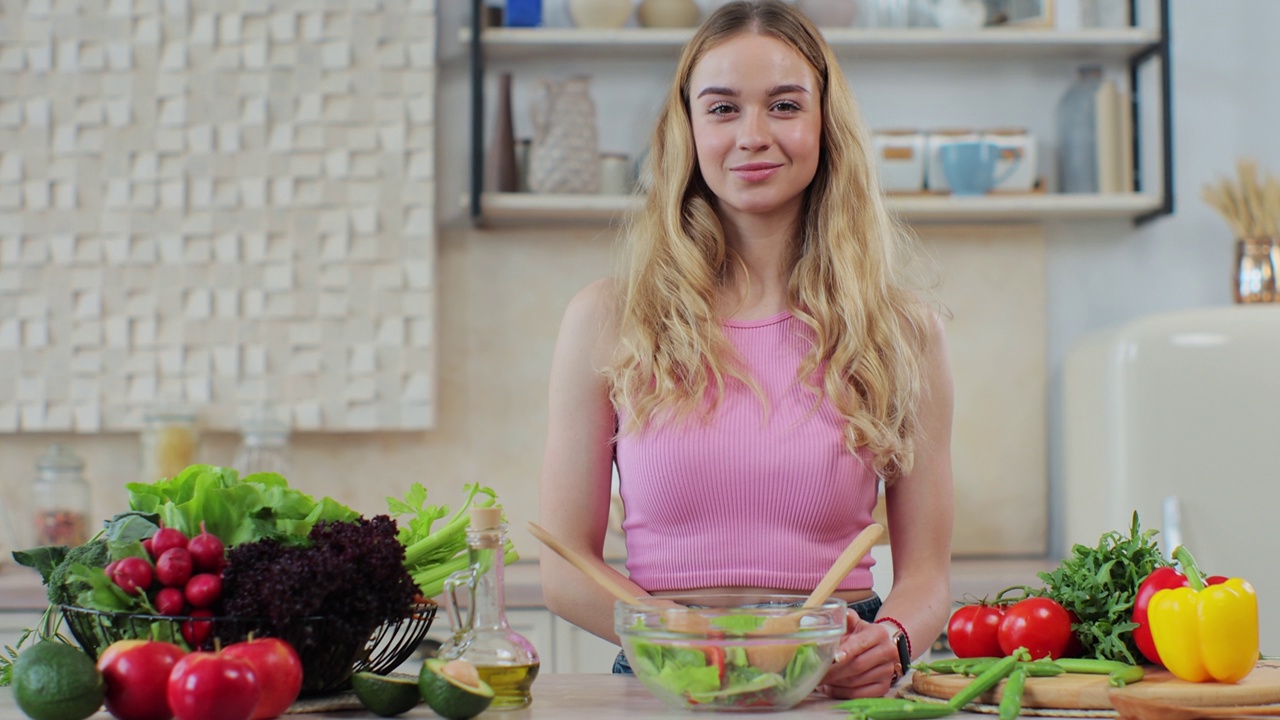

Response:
(0, 221), (1046, 562)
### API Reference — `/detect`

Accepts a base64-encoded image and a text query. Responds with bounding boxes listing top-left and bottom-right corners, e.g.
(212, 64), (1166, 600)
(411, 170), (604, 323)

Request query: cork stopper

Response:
(470, 506), (503, 530)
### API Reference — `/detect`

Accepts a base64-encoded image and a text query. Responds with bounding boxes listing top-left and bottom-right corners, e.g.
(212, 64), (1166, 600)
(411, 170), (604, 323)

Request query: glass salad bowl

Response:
(615, 592), (846, 711)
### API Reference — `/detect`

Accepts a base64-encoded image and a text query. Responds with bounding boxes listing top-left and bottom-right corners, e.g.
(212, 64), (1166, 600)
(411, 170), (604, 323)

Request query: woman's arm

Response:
(877, 310), (956, 654)
(538, 279), (654, 645)
(820, 312), (955, 698)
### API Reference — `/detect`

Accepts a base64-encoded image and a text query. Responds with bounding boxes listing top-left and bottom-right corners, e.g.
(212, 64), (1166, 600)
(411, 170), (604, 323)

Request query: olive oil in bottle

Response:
(437, 507), (541, 710)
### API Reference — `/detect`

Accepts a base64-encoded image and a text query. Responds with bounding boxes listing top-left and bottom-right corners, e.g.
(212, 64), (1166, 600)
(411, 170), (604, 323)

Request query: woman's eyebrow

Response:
(694, 83), (810, 99)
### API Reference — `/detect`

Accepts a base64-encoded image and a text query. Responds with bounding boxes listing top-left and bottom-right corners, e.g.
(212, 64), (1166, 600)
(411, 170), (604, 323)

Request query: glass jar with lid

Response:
(32, 444), (91, 547)
(232, 413), (294, 477)
(140, 410), (200, 482)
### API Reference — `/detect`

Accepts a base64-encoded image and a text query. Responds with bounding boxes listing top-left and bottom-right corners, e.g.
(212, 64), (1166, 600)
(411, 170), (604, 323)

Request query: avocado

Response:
(418, 658), (495, 720)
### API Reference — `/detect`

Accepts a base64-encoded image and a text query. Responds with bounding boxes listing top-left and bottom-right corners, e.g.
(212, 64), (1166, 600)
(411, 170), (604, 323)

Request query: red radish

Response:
(112, 557), (155, 595)
(150, 527), (189, 558)
(141, 538), (155, 558)
(186, 522), (225, 573)
(185, 573), (222, 608)
(105, 559), (122, 579)
(155, 586), (187, 615)
(181, 609), (215, 647)
(156, 547), (194, 587)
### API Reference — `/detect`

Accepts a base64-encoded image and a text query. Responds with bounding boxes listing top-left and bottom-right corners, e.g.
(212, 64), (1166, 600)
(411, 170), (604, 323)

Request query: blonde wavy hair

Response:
(607, 0), (935, 479)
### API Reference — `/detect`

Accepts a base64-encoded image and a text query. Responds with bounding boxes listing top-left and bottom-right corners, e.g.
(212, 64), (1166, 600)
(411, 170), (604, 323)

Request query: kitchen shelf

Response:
(461, 27), (1161, 62)
(465, 1), (1173, 226)
(468, 191), (1165, 225)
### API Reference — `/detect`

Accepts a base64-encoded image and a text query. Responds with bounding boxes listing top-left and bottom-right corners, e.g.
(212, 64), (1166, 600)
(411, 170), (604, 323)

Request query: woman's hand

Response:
(817, 610), (900, 699)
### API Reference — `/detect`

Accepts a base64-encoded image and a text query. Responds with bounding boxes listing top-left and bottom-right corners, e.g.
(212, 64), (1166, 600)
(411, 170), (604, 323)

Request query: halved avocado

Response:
(418, 658), (495, 720)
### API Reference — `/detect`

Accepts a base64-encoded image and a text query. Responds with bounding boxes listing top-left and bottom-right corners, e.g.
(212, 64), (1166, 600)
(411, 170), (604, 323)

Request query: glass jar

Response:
(438, 508), (540, 709)
(32, 444), (90, 547)
(140, 411), (199, 482)
(232, 415), (294, 477)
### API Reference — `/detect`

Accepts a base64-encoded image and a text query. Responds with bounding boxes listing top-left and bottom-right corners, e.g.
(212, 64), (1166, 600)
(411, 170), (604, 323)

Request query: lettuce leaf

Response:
(126, 465), (358, 547)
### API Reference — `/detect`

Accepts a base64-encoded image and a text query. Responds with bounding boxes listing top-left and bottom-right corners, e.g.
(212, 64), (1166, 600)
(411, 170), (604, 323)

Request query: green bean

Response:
(956, 658), (999, 677)
(1053, 658), (1145, 687)
(947, 650), (1026, 710)
(998, 666), (1028, 720)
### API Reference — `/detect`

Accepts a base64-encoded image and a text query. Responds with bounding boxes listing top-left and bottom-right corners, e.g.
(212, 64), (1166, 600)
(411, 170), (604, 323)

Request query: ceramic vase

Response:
(528, 75), (602, 194)
(567, 0), (633, 28)
(637, 0), (700, 28)
(486, 73), (519, 193)
(796, 0), (858, 27)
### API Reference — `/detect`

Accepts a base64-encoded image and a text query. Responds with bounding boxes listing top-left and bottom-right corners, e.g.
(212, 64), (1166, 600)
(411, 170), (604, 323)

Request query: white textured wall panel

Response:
(0, 0), (438, 432)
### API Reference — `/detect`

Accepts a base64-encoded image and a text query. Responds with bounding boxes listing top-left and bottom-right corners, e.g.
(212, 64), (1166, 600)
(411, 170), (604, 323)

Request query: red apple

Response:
(97, 639), (187, 720)
(167, 652), (261, 720)
(221, 638), (303, 720)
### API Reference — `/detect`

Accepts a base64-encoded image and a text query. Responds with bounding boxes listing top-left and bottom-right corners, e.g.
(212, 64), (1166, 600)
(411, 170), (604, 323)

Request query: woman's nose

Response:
(737, 110), (771, 151)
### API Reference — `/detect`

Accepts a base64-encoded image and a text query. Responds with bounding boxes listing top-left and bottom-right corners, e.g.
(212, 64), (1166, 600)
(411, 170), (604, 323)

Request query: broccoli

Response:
(46, 539), (109, 606)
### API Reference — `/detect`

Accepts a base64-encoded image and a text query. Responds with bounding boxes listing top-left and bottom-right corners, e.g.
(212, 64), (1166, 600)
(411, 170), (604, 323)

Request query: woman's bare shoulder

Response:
(559, 277), (622, 365)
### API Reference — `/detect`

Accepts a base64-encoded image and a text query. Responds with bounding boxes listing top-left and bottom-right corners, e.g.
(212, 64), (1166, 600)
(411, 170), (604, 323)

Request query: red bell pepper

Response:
(1133, 565), (1227, 666)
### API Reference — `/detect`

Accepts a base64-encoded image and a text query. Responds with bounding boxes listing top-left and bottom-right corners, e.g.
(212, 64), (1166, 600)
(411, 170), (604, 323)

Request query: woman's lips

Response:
(730, 162), (782, 183)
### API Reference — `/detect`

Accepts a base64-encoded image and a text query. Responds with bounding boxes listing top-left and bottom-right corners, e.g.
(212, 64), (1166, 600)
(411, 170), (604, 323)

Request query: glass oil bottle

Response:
(438, 507), (540, 709)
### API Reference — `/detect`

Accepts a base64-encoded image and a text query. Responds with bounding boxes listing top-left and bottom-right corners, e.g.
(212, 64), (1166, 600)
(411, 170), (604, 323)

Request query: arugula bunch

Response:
(387, 482), (518, 598)
(1033, 512), (1169, 664)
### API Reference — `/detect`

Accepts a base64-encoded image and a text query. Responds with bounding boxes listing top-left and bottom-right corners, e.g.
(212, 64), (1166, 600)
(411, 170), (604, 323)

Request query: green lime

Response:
(418, 659), (494, 720)
(351, 672), (422, 717)
(11, 641), (104, 720)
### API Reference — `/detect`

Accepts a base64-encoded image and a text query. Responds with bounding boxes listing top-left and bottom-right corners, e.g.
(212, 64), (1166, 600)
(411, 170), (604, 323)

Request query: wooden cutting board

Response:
(910, 661), (1280, 710)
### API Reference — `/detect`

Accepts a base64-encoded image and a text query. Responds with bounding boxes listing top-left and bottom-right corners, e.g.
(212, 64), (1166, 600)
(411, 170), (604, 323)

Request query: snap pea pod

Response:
(1022, 660), (1066, 677)
(846, 702), (955, 720)
(997, 666), (1028, 720)
(912, 657), (993, 675)
(947, 649), (1028, 710)
(835, 698), (923, 712)
(1053, 658), (1145, 687)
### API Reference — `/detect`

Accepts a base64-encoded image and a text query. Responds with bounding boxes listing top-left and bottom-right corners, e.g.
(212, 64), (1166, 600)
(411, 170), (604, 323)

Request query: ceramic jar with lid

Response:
(981, 128), (1037, 193)
(637, 0), (700, 28)
(871, 129), (927, 193)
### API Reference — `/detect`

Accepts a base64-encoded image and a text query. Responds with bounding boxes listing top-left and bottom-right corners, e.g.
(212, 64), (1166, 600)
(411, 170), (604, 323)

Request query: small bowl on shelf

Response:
(59, 600), (437, 696)
(615, 592), (845, 711)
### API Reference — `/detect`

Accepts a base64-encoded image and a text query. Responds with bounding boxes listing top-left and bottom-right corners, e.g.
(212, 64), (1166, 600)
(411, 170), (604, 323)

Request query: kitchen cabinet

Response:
(461, 1), (1172, 226)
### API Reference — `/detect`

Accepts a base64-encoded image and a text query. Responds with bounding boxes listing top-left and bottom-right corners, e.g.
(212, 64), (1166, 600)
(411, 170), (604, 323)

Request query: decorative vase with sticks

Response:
(1202, 159), (1280, 303)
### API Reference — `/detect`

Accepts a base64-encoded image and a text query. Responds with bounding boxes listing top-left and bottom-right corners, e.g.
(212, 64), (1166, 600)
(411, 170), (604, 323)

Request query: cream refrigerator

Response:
(1064, 305), (1280, 654)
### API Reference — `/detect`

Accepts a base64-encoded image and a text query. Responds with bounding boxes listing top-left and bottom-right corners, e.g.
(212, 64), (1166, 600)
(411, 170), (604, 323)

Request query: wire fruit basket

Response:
(60, 600), (437, 696)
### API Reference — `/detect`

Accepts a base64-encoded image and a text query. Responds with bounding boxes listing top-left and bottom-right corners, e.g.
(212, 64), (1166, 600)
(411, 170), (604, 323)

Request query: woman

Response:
(537, 0), (954, 699)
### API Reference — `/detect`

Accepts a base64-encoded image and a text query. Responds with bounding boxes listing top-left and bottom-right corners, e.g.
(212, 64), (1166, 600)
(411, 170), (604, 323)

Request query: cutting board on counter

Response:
(910, 661), (1280, 710)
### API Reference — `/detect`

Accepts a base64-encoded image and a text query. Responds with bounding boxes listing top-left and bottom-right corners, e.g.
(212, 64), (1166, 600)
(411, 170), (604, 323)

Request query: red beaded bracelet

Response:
(875, 616), (912, 658)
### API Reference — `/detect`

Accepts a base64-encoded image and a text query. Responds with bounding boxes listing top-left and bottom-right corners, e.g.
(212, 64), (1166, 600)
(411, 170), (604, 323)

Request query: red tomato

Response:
(997, 597), (1073, 660)
(704, 646), (726, 683)
(167, 652), (261, 720)
(97, 639), (187, 720)
(221, 638), (303, 720)
(946, 604), (1005, 658)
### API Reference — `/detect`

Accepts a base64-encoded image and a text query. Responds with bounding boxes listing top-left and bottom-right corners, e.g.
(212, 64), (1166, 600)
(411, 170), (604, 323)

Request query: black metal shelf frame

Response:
(467, 0), (1174, 226)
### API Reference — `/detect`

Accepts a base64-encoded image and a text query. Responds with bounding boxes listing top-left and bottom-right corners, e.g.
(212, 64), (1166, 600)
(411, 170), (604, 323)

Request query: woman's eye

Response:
(772, 100), (802, 113)
(707, 102), (736, 115)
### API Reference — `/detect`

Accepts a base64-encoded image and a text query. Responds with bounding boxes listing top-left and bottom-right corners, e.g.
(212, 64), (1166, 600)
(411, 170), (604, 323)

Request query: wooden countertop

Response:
(0, 673), (993, 719)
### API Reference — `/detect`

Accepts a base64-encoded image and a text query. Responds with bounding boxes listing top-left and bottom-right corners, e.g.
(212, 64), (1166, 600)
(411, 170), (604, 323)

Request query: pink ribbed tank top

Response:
(616, 310), (879, 593)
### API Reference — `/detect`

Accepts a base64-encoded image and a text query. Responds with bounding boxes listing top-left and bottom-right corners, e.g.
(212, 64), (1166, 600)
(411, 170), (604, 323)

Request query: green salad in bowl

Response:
(615, 592), (846, 711)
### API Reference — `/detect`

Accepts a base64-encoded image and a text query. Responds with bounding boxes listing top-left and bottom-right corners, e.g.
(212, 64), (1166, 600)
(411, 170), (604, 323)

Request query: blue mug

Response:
(939, 141), (1021, 196)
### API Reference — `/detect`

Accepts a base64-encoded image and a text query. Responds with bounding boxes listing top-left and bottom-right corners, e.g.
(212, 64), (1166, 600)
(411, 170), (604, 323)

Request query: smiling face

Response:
(688, 31), (823, 224)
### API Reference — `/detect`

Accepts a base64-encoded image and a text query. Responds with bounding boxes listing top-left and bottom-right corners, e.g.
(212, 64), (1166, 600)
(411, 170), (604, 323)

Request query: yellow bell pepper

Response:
(1148, 546), (1259, 683)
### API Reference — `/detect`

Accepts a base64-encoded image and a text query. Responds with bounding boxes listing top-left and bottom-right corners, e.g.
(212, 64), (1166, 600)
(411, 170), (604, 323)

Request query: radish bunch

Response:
(107, 522), (227, 646)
